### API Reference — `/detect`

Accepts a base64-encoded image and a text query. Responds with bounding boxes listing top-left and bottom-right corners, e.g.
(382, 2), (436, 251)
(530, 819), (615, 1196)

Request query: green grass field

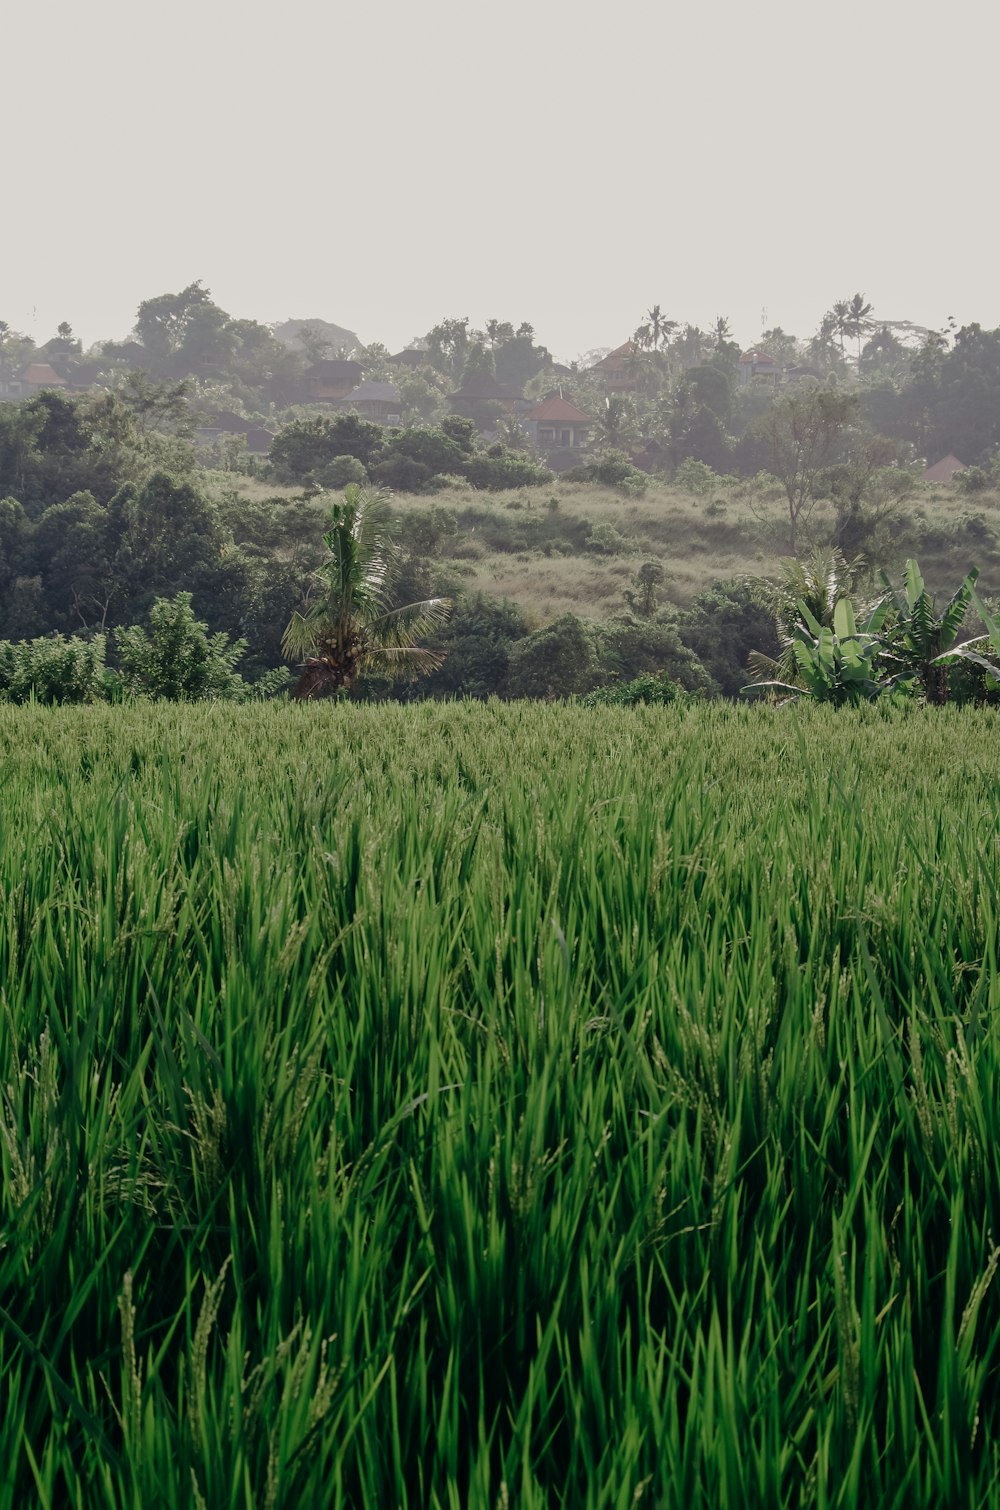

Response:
(3, 701), (1000, 1507)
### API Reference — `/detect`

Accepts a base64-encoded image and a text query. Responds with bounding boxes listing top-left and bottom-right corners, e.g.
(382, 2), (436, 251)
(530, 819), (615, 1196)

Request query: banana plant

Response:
(877, 559), (978, 703)
(743, 596), (888, 704)
(932, 587), (1000, 690)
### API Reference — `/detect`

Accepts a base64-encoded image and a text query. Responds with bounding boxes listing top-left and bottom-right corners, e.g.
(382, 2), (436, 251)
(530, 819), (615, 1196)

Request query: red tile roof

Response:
(21, 363), (67, 386)
(524, 396), (592, 424)
(594, 341), (637, 368)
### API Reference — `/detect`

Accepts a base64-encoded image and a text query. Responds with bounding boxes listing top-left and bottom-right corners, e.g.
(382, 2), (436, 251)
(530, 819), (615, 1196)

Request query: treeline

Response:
(5, 286), (1000, 477)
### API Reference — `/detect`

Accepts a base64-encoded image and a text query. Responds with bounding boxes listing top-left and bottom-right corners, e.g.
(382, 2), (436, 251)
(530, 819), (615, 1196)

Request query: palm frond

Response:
(281, 611), (318, 661)
(371, 598), (453, 650)
(366, 645), (447, 678)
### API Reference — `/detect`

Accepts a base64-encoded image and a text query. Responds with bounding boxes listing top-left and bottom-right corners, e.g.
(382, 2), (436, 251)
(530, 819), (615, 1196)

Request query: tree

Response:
(134, 281), (215, 361)
(594, 395), (637, 451)
(282, 484), (452, 698)
(504, 614), (598, 699)
(752, 388), (857, 551)
(422, 593), (530, 699)
(830, 300), (851, 359)
(678, 581), (781, 696)
(424, 318), (472, 380)
(269, 414), (386, 482)
(646, 305), (675, 352)
(844, 293), (874, 372)
(115, 592), (276, 701)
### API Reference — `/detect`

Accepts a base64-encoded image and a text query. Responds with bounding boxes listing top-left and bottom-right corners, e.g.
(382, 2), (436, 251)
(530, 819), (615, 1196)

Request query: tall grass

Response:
(2, 700), (1000, 1507)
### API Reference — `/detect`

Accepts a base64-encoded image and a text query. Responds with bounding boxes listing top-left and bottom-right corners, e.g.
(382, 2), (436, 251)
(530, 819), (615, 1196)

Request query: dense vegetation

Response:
(2, 701), (1000, 1507)
(4, 288), (1000, 703)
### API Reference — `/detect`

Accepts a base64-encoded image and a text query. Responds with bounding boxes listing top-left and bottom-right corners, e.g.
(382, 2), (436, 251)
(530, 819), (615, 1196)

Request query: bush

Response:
(371, 454), (435, 493)
(582, 670), (682, 706)
(504, 614), (598, 698)
(115, 593), (286, 701)
(587, 522), (629, 555)
(315, 455), (368, 490)
(422, 593), (532, 699)
(956, 466), (993, 494)
(464, 446), (552, 491)
(674, 458), (720, 495)
(0, 633), (107, 704)
(678, 581), (781, 697)
(573, 450), (650, 494)
(596, 614), (711, 693)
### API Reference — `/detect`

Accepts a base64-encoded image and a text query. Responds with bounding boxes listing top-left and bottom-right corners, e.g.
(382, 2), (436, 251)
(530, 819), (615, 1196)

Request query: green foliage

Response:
(586, 521), (629, 555)
(674, 457), (720, 495)
(955, 465), (993, 494)
(282, 484), (452, 697)
(597, 614), (711, 693)
(463, 444), (551, 491)
(0, 632), (107, 703)
(315, 454), (368, 490)
(269, 414), (387, 483)
(679, 581), (781, 696)
(422, 592), (531, 698)
(878, 558), (980, 703)
(504, 612), (598, 697)
(567, 449), (650, 493)
(2, 703), (1000, 1505)
(581, 668), (681, 704)
(115, 593), (279, 701)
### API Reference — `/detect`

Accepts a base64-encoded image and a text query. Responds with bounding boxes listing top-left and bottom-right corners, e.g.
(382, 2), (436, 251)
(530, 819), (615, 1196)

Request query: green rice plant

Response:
(0, 700), (999, 1505)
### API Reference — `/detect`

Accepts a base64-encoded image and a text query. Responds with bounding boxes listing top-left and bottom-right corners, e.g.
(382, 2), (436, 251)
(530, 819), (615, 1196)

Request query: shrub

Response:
(464, 446), (552, 491)
(115, 593), (285, 701)
(504, 614), (598, 698)
(675, 457), (719, 495)
(581, 669), (682, 705)
(587, 522), (629, 555)
(575, 450), (650, 494)
(955, 466), (993, 494)
(0, 632), (108, 704)
(315, 455), (368, 490)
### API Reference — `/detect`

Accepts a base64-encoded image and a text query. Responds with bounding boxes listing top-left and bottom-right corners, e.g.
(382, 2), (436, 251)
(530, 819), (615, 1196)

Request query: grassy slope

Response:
(3, 701), (1000, 1506)
(206, 471), (1000, 627)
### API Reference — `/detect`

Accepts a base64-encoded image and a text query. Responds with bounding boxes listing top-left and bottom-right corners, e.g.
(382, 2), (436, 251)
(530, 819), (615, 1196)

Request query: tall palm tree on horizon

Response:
(282, 484), (452, 698)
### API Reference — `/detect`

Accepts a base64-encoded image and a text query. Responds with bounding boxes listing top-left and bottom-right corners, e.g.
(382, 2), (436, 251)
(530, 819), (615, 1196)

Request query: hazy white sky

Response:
(4, 0), (997, 361)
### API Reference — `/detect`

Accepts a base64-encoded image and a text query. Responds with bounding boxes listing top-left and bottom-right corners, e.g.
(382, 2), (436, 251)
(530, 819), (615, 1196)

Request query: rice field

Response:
(2, 699), (1000, 1508)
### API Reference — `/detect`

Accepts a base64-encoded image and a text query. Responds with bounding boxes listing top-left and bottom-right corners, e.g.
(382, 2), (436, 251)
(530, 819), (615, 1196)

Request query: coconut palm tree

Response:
(844, 292), (874, 373)
(282, 484), (452, 699)
(646, 305), (676, 352)
(593, 394), (638, 451)
(831, 300), (851, 358)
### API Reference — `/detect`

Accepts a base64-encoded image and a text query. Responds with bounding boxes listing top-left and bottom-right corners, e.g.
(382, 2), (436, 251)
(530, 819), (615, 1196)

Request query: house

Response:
(340, 381), (403, 425)
(19, 363), (69, 395)
(922, 454), (966, 485)
(390, 349), (429, 369)
(449, 371), (525, 430)
(738, 349), (783, 387)
(67, 362), (106, 393)
(196, 411), (277, 457)
(522, 395), (592, 451)
(590, 341), (638, 393)
(448, 372), (524, 410)
(301, 359), (363, 404)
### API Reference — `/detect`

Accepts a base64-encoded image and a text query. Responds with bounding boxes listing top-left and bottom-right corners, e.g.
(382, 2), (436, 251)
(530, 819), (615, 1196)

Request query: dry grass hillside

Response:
(210, 472), (1000, 626)
(388, 475), (1000, 623)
